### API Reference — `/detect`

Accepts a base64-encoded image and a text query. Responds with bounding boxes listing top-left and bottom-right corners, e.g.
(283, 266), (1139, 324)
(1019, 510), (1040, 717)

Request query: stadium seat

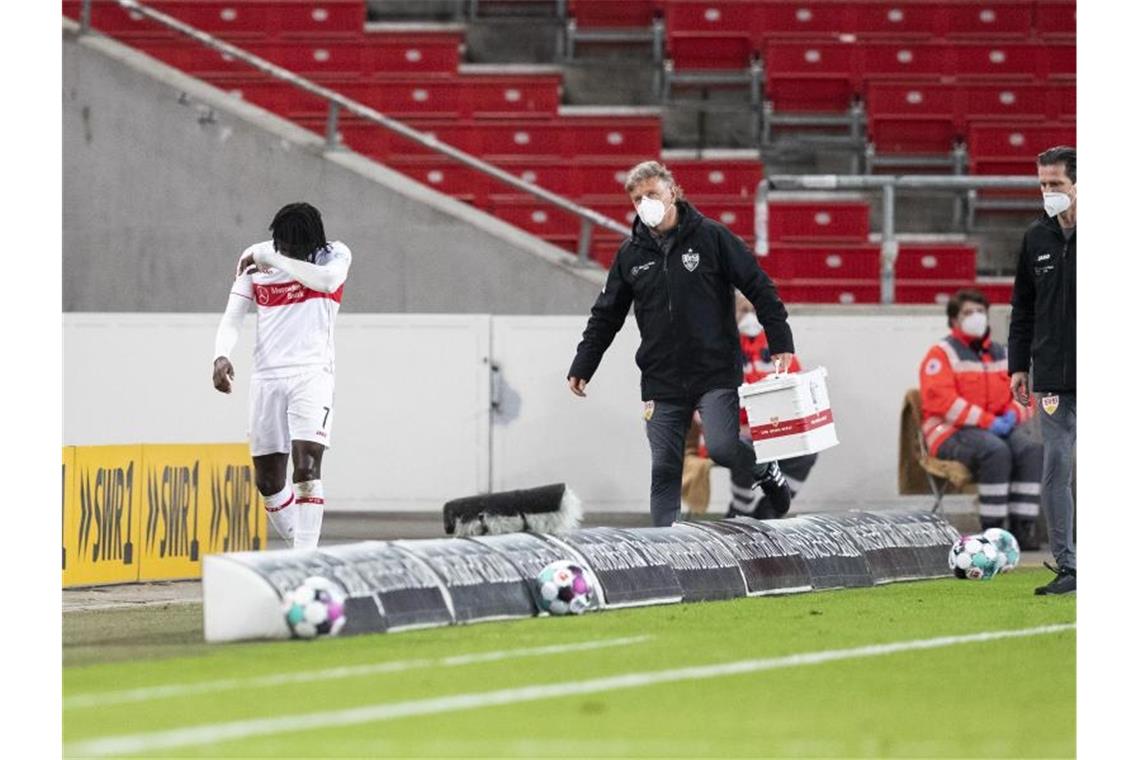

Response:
(860, 42), (950, 84)
(767, 200), (871, 243)
(570, 0), (661, 28)
(974, 277), (1015, 304)
(949, 42), (1045, 81)
(967, 122), (1076, 175)
(763, 41), (858, 111)
(894, 281), (977, 304)
(943, 1), (1034, 39)
(666, 32), (754, 71)
(849, 2), (942, 39)
(1034, 0), (1076, 41)
(64, 1), (365, 40)
(772, 279), (882, 304)
(763, 245), (881, 280)
(865, 82), (959, 154)
(662, 150), (764, 199)
(664, 1), (758, 36)
(895, 245), (977, 281)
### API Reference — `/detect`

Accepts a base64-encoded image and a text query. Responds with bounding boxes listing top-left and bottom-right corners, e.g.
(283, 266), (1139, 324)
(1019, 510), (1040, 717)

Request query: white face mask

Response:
(738, 313), (762, 338)
(960, 312), (988, 338)
(1043, 191), (1072, 218)
(637, 197), (669, 229)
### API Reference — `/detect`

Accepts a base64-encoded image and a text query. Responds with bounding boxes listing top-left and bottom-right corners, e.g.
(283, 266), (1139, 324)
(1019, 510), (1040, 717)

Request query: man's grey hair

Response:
(624, 160), (680, 195)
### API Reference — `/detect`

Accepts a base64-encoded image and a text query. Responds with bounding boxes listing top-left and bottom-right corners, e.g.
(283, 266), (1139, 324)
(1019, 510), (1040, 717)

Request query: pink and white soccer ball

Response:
(535, 560), (597, 615)
(282, 576), (347, 638)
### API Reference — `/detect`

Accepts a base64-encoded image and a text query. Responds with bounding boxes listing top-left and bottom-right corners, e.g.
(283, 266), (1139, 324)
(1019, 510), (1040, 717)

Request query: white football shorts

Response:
(248, 369), (335, 456)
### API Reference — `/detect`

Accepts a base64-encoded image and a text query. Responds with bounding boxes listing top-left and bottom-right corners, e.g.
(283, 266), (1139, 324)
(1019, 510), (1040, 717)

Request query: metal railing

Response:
(756, 174), (1041, 304)
(79, 0), (629, 264)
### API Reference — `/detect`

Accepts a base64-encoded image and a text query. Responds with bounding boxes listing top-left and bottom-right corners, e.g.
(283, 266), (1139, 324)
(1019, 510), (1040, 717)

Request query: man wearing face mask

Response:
(567, 161), (795, 527)
(1009, 145), (1077, 595)
(919, 289), (1041, 549)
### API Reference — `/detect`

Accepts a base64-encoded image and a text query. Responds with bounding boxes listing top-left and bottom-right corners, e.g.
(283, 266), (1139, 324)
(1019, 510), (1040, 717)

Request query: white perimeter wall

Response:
(64, 309), (1008, 513)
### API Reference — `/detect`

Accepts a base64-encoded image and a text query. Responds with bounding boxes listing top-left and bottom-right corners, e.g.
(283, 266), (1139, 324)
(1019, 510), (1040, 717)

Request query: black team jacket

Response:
(1008, 212), (1076, 393)
(568, 201), (794, 402)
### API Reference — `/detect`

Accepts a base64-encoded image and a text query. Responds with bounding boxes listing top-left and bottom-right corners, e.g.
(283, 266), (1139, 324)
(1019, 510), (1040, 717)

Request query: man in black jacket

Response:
(1009, 145), (1076, 595)
(567, 161), (795, 527)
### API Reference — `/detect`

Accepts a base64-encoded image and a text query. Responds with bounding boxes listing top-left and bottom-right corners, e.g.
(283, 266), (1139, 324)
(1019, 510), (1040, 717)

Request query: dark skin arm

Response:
(213, 357), (235, 394)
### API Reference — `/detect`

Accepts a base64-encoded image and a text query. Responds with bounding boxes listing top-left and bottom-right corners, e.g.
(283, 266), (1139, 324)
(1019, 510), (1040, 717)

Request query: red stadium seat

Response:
(895, 281), (976, 304)
(131, 33), (462, 79)
(667, 32), (754, 70)
(959, 83), (1050, 123)
(949, 42), (1045, 81)
(64, 1), (365, 41)
(943, 1), (1033, 39)
(974, 277), (1015, 304)
(860, 42), (950, 84)
(665, 1), (758, 35)
(967, 122), (1076, 175)
(764, 41), (858, 111)
(753, 1), (853, 39)
(895, 245), (977, 281)
(849, 2), (942, 39)
(767, 200), (871, 243)
(569, 0), (661, 27)
(763, 245), (881, 280)
(865, 82), (958, 153)
(774, 279), (883, 304)
(664, 153), (764, 199)
(1034, 0), (1076, 41)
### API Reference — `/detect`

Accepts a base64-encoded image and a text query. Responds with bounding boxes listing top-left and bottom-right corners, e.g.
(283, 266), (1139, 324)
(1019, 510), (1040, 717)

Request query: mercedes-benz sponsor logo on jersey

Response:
(682, 248), (700, 272)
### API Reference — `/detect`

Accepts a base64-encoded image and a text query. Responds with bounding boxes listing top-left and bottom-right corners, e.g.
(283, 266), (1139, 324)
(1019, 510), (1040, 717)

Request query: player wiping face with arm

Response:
(212, 202), (351, 550)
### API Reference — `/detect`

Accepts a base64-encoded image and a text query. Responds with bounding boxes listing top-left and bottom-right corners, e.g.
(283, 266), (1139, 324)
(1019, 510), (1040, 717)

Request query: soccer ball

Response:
(948, 534), (1000, 580)
(982, 527), (1021, 573)
(283, 576), (347, 639)
(535, 560), (597, 616)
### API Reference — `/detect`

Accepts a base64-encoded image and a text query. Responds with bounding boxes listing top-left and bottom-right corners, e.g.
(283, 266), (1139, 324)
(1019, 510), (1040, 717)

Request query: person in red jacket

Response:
(919, 289), (1041, 548)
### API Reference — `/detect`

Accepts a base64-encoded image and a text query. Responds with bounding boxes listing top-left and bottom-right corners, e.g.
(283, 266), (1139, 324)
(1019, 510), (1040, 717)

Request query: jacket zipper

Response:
(1061, 234), (1070, 387)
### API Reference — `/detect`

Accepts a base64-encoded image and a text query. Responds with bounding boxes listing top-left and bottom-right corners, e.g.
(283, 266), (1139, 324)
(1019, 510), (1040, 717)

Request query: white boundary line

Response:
(64, 635), (652, 710)
(66, 623), (1074, 758)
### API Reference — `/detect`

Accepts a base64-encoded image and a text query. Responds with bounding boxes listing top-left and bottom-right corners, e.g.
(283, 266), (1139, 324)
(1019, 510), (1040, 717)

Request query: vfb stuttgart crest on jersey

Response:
(682, 248), (700, 272)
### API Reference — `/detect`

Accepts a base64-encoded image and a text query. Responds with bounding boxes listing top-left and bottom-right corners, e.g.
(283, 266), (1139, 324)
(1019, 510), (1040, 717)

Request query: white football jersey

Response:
(230, 240), (351, 379)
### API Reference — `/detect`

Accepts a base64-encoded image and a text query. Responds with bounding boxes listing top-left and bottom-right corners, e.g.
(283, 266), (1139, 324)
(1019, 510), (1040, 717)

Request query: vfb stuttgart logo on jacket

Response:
(682, 248), (700, 272)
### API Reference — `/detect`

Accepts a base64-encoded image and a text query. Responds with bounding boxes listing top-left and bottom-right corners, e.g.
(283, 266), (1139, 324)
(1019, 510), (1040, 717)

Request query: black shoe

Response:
(752, 460), (791, 518)
(1010, 516), (1041, 551)
(1034, 563), (1076, 595)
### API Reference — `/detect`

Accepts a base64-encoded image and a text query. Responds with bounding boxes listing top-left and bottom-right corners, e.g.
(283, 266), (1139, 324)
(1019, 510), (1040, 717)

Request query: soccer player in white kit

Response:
(211, 203), (351, 549)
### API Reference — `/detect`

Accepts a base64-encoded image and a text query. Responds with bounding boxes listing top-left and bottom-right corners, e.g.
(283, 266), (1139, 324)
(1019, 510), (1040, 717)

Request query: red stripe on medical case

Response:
(254, 281), (344, 307)
(750, 409), (834, 441)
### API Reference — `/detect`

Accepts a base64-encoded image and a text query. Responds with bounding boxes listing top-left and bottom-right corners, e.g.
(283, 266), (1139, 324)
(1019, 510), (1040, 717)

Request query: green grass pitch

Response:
(63, 568), (1074, 758)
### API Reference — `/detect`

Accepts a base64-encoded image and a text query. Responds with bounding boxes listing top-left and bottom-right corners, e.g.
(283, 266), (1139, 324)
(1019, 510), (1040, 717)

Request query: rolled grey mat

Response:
(443, 483), (583, 536)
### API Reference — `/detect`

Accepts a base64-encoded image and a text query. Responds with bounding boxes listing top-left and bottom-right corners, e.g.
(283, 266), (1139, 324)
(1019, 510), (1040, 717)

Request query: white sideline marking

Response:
(66, 623), (1074, 758)
(64, 635), (651, 710)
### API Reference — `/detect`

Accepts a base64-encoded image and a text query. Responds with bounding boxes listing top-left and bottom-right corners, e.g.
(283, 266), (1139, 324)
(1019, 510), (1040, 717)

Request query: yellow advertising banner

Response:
(64, 445), (143, 586)
(62, 447), (75, 580)
(63, 444), (265, 587)
(137, 444), (265, 581)
(197, 444), (265, 558)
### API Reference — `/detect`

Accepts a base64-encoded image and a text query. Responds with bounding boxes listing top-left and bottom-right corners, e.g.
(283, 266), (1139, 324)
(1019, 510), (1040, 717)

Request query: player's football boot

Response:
(1034, 563), (1076, 595)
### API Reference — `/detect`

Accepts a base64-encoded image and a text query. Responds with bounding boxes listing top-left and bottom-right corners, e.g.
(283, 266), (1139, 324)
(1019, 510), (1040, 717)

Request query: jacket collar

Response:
(630, 200), (704, 251)
(950, 328), (992, 355)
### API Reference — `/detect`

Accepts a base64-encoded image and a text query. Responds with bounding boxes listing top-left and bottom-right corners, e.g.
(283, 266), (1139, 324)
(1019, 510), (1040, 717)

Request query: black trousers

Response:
(645, 388), (756, 527)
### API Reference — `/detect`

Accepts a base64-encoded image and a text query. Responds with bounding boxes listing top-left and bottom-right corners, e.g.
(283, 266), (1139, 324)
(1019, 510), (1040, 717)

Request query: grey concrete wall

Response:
(62, 22), (606, 313)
